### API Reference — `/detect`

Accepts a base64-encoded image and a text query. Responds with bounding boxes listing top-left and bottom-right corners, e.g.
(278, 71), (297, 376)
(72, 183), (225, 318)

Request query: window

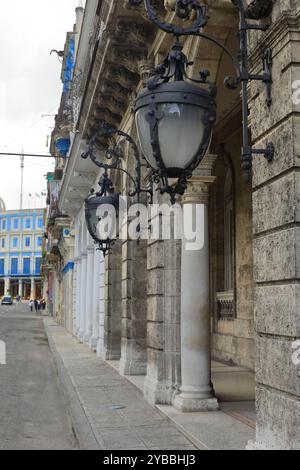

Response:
(224, 170), (234, 291)
(13, 237), (18, 248)
(23, 258), (30, 275)
(37, 236), (43, 247)
(25, 218), (31, 229)
(35, 257), (42, 275)
(0, 259), (4, 276)
(1, 238), (5, 249)
(216, 168), (235, 322)
(25, 237), (31, 248)
(38, 218), (43, 229)
(11, 258), (18, 275)
(13, 219), (19, 230)
(2, 219), (6, 231)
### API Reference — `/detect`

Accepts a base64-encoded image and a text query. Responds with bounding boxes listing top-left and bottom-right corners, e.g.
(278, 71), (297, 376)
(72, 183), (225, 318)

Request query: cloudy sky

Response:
(0, 0), (84, 211)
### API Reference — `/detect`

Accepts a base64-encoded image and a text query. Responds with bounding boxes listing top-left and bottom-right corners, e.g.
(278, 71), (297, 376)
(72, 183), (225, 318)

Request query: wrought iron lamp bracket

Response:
(82, 122), (153, 202)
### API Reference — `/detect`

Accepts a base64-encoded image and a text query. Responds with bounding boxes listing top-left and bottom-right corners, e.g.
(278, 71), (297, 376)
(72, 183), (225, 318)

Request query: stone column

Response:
(144, 190), (182, 406)
(30, 277), (35, 299)
(18, 280), (23, 298)
(78, 253), (87, 341)
(102, 241), (122, 360)
(4, 278), (10, 295)
(84, 245), (94, 344)
(74, 257), (81, 336)
(96, 256), (105, 358)
(119, 240), (148, 376)
(174, 159), (218, 412)
(90, 248), (102, 349)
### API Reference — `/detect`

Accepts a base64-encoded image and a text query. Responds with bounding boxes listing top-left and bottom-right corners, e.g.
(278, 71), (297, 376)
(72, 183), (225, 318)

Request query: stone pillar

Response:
(90, 248), (102, 350)
(18, 280), (23, 298)
(96, 256), (105, 358)
(78, 253), (87, 341)
(103, 241), (122, 360)
(247, 2), (300, 450)
(4, 278), (10, 295)
(174, 159), (218, 412)
(119, 240), (148, 376)
(74, 257), (81, 336)
(84, 246), (94, 343)
(144, 194), (182, 405)
(30, 277), (35, 299)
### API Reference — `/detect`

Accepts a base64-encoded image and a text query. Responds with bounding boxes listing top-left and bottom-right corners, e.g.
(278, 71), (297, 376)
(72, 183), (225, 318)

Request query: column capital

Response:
(198, 154), (218, 176)
(181, 154), (217, 204)
(182, 176), (216, 205)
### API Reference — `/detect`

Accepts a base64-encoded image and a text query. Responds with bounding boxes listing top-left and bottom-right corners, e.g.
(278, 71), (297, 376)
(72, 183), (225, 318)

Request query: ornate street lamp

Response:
(130, 0), (275, 193)
(84, 172), (121, 256)
(82, 123), (152, 255)
(134, 42), (217, 202)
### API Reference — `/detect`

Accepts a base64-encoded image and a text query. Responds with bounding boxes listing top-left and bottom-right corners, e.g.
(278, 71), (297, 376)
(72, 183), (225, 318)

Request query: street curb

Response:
(44, 318), (101, 450)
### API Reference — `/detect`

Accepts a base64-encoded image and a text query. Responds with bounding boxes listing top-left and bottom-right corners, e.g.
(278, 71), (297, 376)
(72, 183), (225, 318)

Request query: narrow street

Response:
(0, 303), (78, 450)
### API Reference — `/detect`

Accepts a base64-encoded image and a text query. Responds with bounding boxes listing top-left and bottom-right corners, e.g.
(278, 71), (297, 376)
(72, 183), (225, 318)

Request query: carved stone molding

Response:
(138, 58), (155, 85)
(95, 95), (127, 116)
(100, 82), (129, 103)
(110, 48), (147, 74)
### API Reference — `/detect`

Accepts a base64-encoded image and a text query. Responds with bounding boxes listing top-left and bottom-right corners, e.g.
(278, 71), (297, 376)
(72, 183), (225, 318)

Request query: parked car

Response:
(1, 296), (13, 305)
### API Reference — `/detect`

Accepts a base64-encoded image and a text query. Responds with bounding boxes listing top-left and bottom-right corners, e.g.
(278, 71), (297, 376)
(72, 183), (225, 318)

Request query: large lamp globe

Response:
(85, 192), (120, 256)
(134, 80), (216, 179)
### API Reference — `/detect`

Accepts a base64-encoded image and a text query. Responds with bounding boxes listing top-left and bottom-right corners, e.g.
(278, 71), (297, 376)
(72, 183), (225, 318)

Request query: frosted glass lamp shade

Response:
(134, 81), (216, 178)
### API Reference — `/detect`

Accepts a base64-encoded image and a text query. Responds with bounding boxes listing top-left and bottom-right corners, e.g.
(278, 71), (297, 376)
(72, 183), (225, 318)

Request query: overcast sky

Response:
(0, 0), (84, 211)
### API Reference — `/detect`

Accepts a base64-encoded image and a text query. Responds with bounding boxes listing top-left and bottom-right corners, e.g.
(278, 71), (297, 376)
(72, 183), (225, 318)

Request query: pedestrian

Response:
(42, 299), (46, 310)
(29, 299), (34, 312)
(34, 299), (38, 313)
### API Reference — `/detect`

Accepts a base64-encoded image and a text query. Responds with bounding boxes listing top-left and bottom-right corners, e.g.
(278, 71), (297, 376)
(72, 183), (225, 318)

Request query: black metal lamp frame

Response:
(82, 122), (153, 254)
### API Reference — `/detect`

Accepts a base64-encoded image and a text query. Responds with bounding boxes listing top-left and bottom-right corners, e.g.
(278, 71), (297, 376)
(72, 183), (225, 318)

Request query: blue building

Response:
(0, 199), (45, 299)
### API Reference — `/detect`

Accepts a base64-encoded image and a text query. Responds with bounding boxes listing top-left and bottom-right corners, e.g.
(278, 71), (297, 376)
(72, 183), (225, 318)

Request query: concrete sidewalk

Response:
(44, 318), (197, 450)
(44, 317), (255, 450)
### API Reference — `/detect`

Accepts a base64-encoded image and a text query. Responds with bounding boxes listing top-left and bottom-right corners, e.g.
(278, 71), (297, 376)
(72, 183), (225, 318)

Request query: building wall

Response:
(0, 209), (44, 298)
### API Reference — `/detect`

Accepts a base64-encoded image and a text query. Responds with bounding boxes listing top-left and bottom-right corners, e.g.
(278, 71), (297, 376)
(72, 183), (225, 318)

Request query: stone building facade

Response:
(43, 0), (300, 450)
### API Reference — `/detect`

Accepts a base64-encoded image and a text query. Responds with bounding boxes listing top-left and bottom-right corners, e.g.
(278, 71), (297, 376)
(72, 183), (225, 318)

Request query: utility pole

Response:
(20, 149), (24, 210)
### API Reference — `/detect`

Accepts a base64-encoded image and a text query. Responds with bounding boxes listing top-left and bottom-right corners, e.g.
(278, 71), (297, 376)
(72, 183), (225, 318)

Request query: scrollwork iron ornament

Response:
(82, 122), (153, 201)
(130, 0), (275, 183)
(82, 123), (153, 255)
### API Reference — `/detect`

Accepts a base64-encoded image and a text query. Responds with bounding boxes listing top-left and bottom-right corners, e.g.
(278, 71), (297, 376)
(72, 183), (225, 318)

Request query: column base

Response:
(89, 336), (98, 350)
(84, 334), (91, 344)
(78, 331), (85, 342)
(119, 358), (147, 376)
(143, 376), (175, 406)
(96, 339), (104, 359)
(173, 395), (219, 412)
(173, 386), (219, 412)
